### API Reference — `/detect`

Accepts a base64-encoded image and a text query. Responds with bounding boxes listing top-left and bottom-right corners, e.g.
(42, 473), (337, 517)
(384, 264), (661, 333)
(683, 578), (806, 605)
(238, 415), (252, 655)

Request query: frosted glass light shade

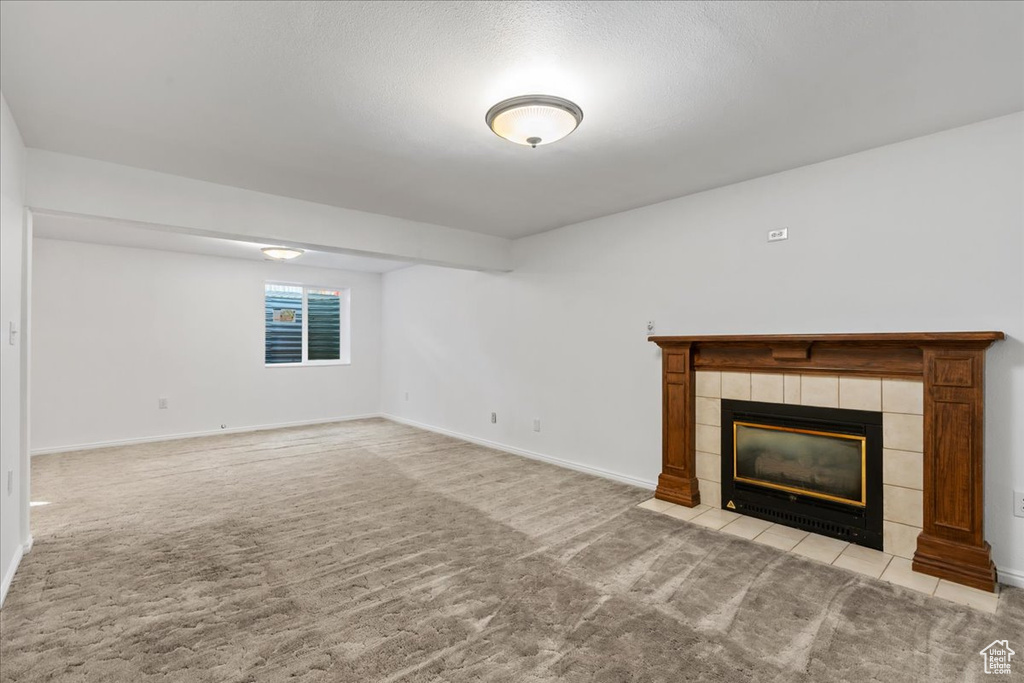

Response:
(261, 247), (304, 260)
(486, 95), (583, 148)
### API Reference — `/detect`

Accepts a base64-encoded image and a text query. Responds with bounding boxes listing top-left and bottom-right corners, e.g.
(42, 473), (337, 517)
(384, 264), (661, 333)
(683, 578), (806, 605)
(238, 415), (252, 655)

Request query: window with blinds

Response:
(265, 283), (350, 366)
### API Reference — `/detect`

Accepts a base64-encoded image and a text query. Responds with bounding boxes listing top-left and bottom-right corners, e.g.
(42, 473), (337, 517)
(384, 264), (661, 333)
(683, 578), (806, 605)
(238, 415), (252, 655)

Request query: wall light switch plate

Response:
(1014, 490), (1024, 518)
(768, 228), (788, 242)
(158, 397), (168, 409)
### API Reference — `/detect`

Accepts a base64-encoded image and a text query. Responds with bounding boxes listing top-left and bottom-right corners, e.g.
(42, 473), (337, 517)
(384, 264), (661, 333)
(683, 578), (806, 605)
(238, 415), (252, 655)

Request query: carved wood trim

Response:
(770, 343), (811, 361)
(650, 332), (1004, 592)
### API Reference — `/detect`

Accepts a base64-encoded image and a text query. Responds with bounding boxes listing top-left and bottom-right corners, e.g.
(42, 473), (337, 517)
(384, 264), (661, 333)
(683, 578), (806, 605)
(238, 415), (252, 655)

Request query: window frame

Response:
(264, 282), (351, 368)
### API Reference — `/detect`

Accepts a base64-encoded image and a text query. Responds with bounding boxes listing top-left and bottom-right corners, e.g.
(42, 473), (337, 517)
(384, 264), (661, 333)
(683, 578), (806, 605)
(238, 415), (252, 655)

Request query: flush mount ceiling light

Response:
(485, 95), (583, 148)
(261, 247), (305, 260)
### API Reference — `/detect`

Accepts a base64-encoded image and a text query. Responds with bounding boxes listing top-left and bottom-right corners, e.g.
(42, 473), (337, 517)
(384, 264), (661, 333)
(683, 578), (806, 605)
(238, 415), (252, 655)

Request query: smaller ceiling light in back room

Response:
(486, 95), (583, 148)
(261, 247), (305, 260)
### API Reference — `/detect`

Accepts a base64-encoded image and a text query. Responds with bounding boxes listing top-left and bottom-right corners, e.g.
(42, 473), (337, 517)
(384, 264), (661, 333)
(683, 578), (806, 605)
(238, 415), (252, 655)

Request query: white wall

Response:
(1, 92), (30, 606)
(32, 240), (383, 451)
(381, 113), (1024, 583)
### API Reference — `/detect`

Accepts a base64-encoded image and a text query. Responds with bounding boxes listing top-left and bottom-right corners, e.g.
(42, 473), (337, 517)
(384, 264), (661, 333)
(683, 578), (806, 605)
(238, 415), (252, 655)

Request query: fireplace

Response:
(649, 332), (1004, 591)
(721, 400), (883, 549)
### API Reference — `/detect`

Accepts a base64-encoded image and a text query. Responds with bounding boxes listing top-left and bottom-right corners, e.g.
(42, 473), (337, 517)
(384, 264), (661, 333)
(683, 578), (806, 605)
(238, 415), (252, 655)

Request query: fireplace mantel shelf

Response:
(650, 330), (1005, 592)
(649, 331), (1004, 345)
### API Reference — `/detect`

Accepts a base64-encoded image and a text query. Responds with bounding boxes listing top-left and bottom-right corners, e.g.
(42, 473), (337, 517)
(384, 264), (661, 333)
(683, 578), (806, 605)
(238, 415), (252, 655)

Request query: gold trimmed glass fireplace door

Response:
(732, 422), (866, 507)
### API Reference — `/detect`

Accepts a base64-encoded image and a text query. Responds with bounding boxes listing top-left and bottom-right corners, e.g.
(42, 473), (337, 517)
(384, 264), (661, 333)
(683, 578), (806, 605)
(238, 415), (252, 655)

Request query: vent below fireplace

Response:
(721, 400), (883, 550)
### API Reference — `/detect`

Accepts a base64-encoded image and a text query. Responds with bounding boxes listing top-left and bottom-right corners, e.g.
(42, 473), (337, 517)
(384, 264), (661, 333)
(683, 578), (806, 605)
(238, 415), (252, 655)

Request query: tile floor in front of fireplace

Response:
(637, 497), (1001, 613)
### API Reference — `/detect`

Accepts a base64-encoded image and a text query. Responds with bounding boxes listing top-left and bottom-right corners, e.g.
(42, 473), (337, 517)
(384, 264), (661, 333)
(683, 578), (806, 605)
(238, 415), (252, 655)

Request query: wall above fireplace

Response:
(649, 332), (1004, 592)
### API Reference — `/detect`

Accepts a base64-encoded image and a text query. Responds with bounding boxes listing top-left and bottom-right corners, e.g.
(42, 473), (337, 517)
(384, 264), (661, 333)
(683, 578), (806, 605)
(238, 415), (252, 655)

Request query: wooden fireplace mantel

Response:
(649, 331), (1004, 591)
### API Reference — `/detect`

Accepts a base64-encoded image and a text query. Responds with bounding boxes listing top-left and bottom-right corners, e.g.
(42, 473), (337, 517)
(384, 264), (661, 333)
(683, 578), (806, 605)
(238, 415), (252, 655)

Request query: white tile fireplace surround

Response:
(691, 371), (923, 560)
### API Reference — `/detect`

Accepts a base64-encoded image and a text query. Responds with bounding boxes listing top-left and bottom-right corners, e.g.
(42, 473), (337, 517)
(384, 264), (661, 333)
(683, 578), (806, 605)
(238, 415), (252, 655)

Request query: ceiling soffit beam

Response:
(25, 150), (512, 272)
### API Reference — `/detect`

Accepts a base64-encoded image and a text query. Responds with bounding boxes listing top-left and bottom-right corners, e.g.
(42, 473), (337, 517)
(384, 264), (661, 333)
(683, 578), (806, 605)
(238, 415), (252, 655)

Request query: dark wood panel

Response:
(666, 353), (687, 373)
(932, 401), (973, 533)
(771, 343), (811, 361)
(930, 357), (974, 387)
(692, 344), (923, 377)
(665, 381), (689, 468)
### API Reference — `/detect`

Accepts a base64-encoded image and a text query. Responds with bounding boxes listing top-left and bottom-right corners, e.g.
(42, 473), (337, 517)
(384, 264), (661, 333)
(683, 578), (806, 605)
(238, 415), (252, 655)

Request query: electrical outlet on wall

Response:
(158, 397), (168, 409)
(646, 320), (655, 336)
(490, 412), (497, 424)
(533, 418), (541, 432)
(1014, 490), (1024, 518)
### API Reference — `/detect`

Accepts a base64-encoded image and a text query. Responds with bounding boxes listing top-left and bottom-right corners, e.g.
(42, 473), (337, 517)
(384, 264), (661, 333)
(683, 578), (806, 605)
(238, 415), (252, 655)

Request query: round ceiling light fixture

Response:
(485, 94), (583, 148)
(261, 246), (305, 260)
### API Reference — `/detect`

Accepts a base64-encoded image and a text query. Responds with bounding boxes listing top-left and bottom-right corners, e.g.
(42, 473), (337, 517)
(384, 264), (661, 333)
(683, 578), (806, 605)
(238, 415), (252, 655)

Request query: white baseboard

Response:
(0, 542), (26, 608)
(31, 414), (383, 456)
(23, 535), (33, 554)
(382, 414), (657, 491)
(999, 566), (1024, 589)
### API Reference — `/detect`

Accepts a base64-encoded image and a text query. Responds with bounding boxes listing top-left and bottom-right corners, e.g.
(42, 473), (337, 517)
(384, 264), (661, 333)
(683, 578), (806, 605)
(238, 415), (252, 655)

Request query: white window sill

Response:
(265, 361), (351, 368)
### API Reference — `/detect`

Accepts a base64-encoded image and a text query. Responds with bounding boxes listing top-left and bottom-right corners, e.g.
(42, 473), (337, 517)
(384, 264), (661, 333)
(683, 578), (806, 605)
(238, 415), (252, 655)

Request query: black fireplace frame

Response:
(720, 399), (883, 550)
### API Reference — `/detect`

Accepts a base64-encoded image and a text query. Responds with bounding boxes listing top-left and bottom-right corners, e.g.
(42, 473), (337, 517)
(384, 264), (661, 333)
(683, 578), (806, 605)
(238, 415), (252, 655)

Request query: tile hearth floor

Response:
(637, 497), (1001, 613)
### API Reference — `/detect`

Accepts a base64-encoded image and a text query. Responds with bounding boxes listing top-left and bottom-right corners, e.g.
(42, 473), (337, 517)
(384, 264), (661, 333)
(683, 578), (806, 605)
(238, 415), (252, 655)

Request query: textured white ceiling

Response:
(33, 213), (409, 273)
(2, 1), (1021, 239)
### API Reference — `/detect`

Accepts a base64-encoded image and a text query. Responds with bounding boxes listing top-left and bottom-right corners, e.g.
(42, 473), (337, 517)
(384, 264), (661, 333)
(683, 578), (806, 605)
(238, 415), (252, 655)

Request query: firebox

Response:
(720, 399), (883, 550)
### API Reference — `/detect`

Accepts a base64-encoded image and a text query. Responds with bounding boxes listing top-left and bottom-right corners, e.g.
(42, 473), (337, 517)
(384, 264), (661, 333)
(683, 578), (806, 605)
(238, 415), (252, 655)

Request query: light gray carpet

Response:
(1, 418), (1020, 682)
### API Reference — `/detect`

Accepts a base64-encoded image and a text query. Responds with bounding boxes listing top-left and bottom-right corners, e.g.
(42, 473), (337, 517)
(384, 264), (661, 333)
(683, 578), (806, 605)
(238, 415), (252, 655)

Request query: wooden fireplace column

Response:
(650, 332), (1004, 592)
(656, 342), (701, 506)
(913, 345), (997, 591)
